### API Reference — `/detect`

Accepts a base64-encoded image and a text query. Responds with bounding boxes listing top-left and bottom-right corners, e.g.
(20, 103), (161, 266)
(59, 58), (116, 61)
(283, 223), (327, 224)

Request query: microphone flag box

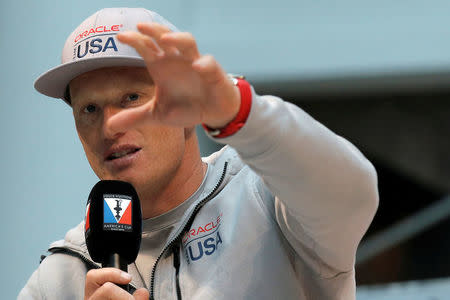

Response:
(103, 194), (132, 232)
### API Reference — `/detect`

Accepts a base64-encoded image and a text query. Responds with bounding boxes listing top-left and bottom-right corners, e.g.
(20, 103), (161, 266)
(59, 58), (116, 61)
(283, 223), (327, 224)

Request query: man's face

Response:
(70, 66), (186, 195)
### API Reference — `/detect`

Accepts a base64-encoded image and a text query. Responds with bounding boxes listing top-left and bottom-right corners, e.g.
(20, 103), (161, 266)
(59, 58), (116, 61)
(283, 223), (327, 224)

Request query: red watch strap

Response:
(202, 78), (252, 138)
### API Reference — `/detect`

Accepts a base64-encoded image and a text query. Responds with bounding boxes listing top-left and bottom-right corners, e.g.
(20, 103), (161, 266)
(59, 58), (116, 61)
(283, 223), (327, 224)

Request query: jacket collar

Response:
(47, 146), (242, 279)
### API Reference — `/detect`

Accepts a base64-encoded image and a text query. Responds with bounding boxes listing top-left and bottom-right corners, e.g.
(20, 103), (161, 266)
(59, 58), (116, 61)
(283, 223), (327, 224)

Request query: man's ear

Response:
(64, 85), (72, 104)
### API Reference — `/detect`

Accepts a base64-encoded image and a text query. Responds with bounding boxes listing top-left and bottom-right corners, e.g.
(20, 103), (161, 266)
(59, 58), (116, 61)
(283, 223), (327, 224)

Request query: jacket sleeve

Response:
(208, 88), (379, 276)
(18, 253), (88, 299)
(18, 269), (43, 300)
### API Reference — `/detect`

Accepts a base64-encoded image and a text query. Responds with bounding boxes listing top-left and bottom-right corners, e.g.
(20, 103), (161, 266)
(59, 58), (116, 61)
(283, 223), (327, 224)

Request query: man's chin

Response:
(99, 171), (140, 186)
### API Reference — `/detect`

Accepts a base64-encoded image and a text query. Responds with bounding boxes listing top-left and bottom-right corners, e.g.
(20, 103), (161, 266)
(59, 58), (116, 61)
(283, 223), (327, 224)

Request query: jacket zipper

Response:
(172, 245), (182, 300)
(48, 246), (138, 294)
(149, 162), (228, 300)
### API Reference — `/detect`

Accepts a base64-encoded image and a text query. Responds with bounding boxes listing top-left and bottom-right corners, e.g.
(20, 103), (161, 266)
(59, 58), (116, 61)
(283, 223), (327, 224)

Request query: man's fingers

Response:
(160, 32), (200, 61)
(89, 282), (133, 300)
(107, 100), (156, 133)
(119, 24), (201, 64)
(85, 268), (132, 299)
(137, 23), (179, 57)
(117, 31), (163, 62)
(137, 22), (171, 41)
(133, 288), (150, 300)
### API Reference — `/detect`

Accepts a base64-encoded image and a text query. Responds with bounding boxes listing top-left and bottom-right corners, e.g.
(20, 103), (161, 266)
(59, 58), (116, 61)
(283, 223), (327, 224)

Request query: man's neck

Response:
(139, 135), (207, 219)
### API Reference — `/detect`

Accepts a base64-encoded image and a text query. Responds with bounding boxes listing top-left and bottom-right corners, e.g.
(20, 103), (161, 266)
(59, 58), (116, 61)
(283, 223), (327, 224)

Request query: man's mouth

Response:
(106, 148), (141, 161)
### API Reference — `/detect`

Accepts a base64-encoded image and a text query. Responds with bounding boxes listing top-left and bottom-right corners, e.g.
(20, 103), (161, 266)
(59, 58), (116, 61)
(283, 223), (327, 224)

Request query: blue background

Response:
(2, 0), (450, 298)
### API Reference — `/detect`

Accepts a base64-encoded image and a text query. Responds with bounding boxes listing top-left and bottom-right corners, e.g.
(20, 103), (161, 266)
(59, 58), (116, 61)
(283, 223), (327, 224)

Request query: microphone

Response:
(85, 180), (142, 291)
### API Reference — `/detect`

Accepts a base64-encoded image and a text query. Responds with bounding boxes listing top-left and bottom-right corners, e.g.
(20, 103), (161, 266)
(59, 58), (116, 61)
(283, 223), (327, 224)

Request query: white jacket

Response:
(19, 89), (378, 299)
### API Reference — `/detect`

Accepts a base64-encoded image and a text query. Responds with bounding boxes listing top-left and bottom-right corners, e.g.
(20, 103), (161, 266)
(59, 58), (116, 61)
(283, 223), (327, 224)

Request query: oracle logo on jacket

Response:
(182, 213), (223, 263)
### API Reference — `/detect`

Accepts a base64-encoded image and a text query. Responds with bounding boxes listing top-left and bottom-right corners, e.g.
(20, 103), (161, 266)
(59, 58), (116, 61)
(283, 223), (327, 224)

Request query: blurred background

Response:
(2, 1), (450, 298)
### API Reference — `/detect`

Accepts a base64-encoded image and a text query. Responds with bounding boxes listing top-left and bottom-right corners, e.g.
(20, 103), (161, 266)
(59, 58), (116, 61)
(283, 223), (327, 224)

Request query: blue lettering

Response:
(103, 37), (118, 52)
(216, 231), (222, 245)
(186, 231), (223, 263)
(188, 242), (203, 261)
(89, 38), (103, 54)
(77, 41), (89, 58)
(203, 237), (216, 255)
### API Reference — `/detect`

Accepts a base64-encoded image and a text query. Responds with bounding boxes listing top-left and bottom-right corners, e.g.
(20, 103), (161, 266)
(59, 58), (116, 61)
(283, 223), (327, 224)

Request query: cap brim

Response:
(34, 56), (146, 102)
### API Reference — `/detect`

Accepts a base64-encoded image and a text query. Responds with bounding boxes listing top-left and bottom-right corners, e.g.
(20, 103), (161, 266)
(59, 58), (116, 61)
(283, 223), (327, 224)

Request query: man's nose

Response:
(102, 105), (125, 140)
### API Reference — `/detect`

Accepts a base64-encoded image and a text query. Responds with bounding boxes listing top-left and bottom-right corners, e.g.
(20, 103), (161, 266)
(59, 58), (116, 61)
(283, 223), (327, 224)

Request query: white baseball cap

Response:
(34, 8), (179, 104)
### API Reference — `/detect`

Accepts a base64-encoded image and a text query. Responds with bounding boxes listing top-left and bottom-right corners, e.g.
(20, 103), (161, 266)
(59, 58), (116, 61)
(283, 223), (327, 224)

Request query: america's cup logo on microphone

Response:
(103, 194), (132, 232)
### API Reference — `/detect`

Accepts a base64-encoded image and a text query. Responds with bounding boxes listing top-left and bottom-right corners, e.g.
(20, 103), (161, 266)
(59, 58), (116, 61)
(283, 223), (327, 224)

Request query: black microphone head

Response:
(85, 180), (142, 265)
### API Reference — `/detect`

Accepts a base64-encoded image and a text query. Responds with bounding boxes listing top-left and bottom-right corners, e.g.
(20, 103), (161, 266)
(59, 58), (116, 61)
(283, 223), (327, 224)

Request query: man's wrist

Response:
(202, 83), (241, 129)
(202, 77), (252, 138)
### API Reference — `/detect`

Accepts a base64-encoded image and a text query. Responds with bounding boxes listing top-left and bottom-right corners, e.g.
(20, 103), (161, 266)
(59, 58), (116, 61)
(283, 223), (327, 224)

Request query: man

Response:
(19, 7), (378, 300)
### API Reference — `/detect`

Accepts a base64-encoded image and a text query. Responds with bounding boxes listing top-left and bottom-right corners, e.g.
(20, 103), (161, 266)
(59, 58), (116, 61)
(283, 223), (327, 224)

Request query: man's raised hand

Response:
(109, 22), (241, 132)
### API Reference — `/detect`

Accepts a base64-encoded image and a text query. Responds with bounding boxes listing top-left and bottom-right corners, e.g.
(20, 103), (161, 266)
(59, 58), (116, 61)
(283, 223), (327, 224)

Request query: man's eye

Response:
(83, 104), (96, 113)
(126, 94), (139, 102)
